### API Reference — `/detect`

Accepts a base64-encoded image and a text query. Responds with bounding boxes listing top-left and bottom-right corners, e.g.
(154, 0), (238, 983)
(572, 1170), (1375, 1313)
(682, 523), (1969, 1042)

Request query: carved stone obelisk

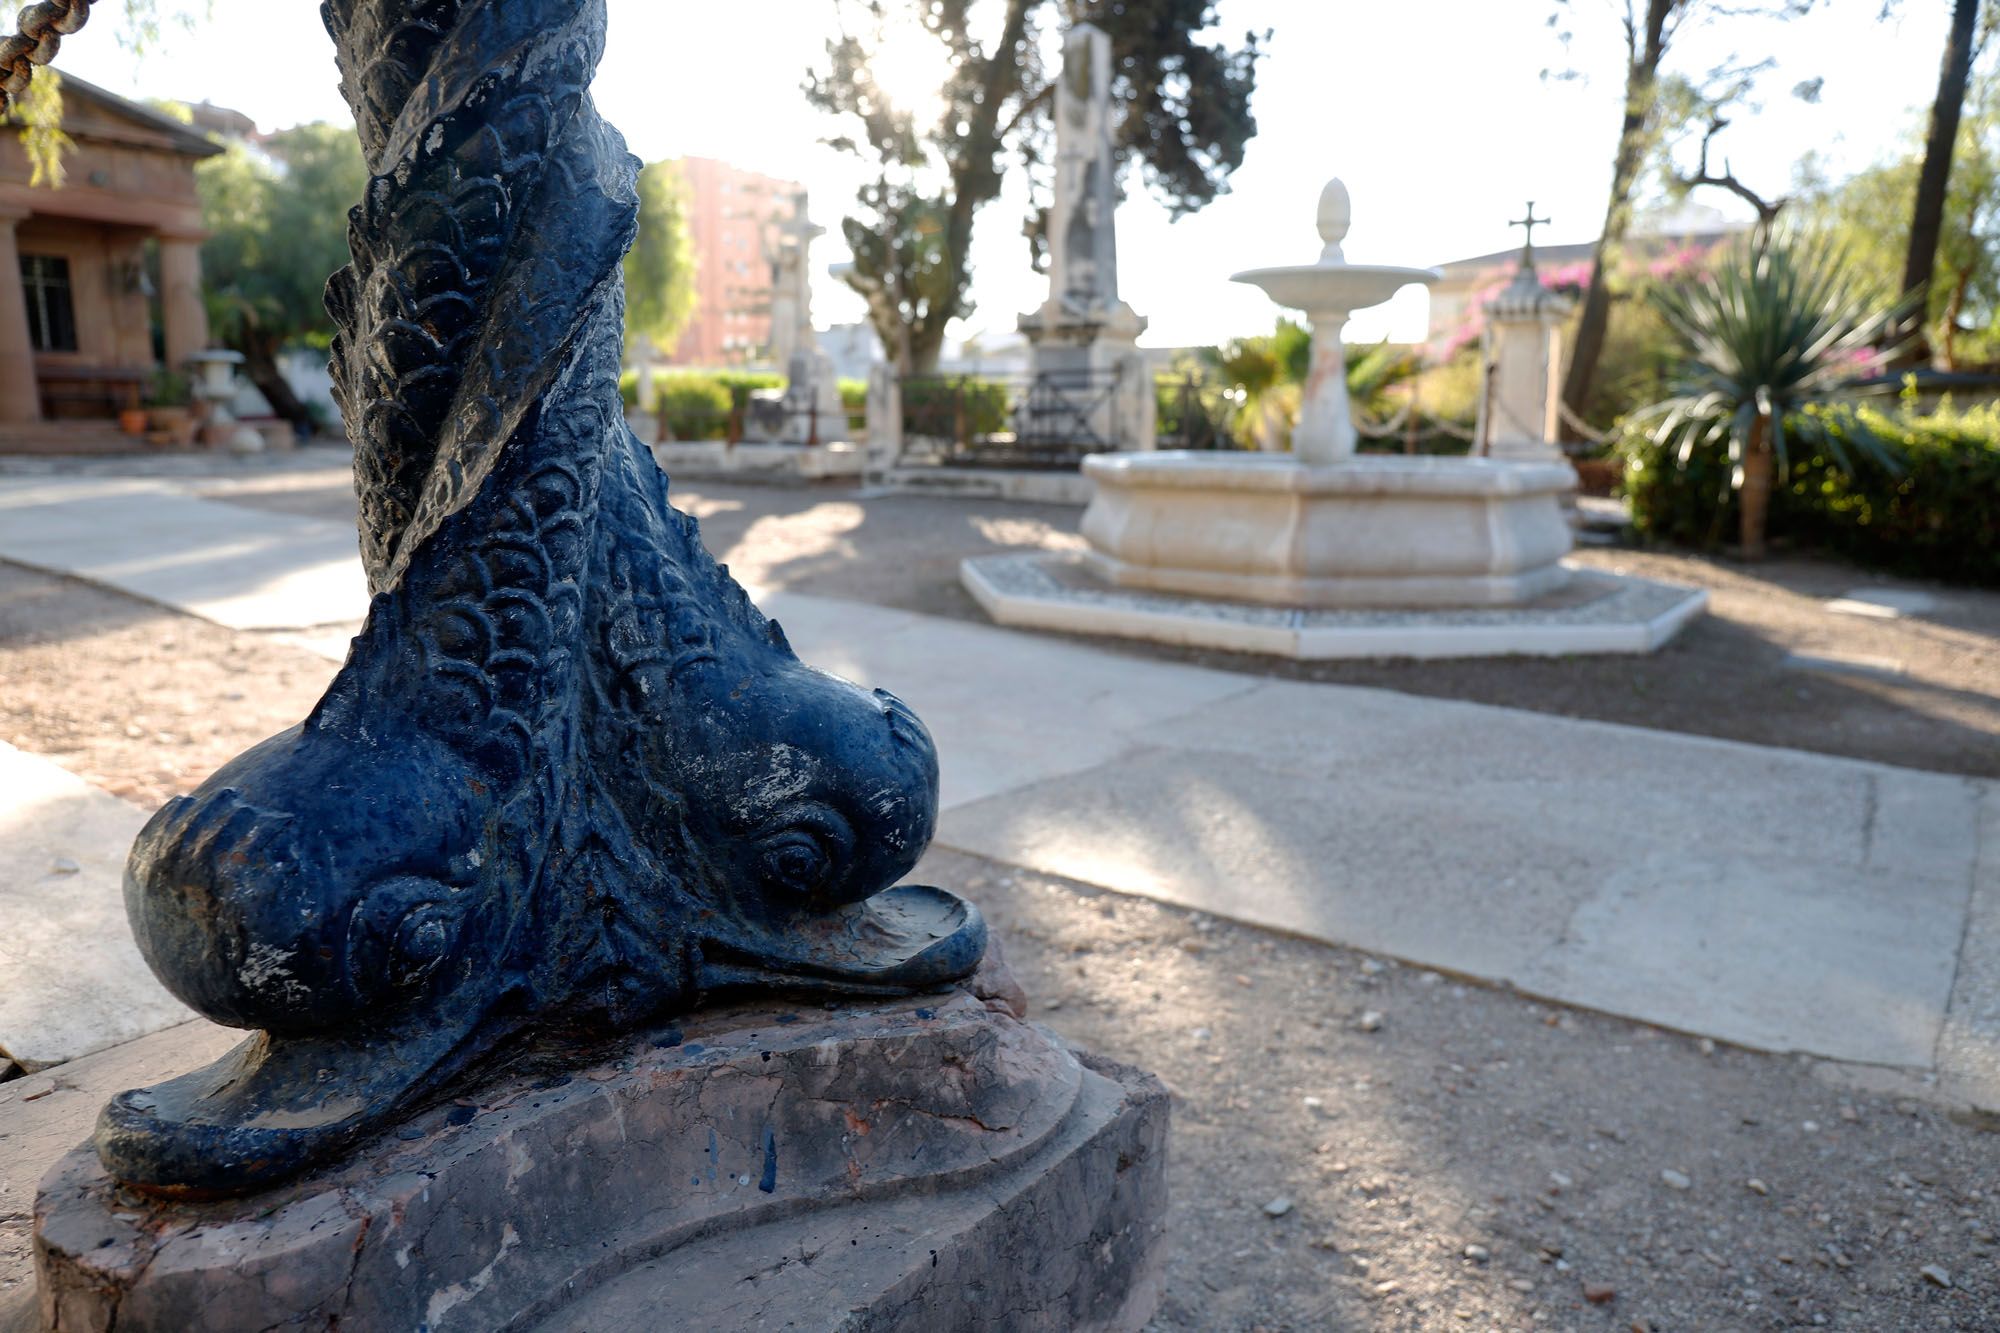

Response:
(767, 190), (845, 444)
(1018, 22), (1153, 451)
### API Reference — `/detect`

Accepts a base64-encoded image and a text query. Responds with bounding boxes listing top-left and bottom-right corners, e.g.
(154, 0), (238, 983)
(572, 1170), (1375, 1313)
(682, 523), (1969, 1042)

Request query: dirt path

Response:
(945, 848), (1998, 1332)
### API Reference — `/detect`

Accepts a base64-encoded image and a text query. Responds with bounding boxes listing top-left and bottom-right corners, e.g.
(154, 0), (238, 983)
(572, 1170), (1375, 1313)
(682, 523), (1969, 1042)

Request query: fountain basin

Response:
(1079, 452), (1578, 608)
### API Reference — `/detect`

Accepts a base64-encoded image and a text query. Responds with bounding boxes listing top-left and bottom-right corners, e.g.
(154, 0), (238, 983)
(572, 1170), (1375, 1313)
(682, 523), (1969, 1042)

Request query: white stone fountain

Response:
(1083, 178), (1575, 609)
(960, 178), (1707, 659)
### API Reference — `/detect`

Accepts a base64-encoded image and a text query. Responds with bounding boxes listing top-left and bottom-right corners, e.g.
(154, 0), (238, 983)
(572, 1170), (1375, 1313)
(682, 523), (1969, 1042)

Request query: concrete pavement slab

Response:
(1937, 784), (2000, 1112)
(936, 687), (1984, 1069)
(0, 742), (192, 1071)
(759, 589), (1259, 809)
(0, 478), (366, 631)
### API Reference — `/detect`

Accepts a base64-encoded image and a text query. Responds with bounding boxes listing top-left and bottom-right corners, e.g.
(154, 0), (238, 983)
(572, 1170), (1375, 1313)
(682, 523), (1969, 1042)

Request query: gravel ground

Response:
(943, 849), (2000, 1333)
(195, 472), (2000, 779)
(2, 466), (1997, 1330)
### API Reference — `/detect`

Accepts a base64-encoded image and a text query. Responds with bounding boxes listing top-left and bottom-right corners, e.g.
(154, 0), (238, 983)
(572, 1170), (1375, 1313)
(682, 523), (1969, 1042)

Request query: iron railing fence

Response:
(898, 369), (1250, 469)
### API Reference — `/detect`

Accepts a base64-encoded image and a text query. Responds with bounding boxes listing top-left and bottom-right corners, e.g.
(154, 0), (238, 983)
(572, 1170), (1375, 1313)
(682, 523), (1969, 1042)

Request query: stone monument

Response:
(1475, 202), (1574, 465)
(2, 3), (1166, 1327)
(766, 190), (845, 445)
(1017, 22), (1152, 451)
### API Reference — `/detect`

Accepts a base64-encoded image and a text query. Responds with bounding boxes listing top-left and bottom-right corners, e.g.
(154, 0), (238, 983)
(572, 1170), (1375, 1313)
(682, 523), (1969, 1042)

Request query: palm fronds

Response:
(1633, 231), (1914, 484)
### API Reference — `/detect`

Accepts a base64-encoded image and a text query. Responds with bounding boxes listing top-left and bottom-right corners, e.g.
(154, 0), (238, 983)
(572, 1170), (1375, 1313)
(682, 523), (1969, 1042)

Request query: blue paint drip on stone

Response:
(759, 1126), (778, 1194)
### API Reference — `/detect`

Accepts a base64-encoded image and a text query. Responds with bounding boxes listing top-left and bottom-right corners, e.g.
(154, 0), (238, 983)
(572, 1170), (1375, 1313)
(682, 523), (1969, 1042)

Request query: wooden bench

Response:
(37, 366), (150, 420)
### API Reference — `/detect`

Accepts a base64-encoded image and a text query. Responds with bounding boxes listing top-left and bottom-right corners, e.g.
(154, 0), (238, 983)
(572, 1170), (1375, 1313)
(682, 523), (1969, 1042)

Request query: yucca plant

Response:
(1634, 233), (1910, 558)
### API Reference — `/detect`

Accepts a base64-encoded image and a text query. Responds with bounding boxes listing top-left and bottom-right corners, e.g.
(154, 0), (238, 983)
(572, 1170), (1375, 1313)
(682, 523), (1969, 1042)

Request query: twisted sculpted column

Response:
(91, 0), (983, 1195)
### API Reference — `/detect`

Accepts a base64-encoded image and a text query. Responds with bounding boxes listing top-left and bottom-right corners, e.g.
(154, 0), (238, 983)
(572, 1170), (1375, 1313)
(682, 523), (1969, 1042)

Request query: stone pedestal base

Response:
(27, 979), (1167, 1331)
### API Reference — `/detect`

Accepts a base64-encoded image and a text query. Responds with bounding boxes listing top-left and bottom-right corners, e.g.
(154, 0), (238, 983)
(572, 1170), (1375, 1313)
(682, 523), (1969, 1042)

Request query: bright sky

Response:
(56, 0), (1959, 347)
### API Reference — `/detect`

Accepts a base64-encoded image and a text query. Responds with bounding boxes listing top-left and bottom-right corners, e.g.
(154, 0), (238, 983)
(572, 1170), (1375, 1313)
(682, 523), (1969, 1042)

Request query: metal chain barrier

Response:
(1556, 397), (1615, 446)
(0, 1), (94, 120)
(1420, 413), (1479, 442)
(1349, 402), (1413, 439)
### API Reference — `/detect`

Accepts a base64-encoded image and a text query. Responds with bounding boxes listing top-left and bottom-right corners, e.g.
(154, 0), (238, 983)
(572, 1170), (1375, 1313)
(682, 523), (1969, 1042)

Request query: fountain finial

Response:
(1316, 177), (1351, 265)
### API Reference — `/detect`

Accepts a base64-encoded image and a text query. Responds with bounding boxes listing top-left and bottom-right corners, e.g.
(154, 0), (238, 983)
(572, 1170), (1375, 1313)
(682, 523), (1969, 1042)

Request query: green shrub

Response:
(704, 371), (784, 399)
(618, 368), (640, 411)
(1623, 401), (2000, 585)
(652, 374), (734, 440)
(838, 377), (868, 433)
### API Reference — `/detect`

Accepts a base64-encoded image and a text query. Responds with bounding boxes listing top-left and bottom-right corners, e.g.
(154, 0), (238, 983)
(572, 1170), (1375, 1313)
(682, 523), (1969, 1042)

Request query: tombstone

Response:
(1475, 202), (1573, 465)
(865, 358), (902, 466)
(3, 3), (1167, 1327)
(766, 190), (846, 445)
(1017, 23), (1152, 452)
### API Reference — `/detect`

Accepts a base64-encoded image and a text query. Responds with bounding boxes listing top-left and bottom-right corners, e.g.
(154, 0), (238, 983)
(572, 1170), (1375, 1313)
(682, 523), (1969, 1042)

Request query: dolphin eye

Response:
(760, 831), (831, 896)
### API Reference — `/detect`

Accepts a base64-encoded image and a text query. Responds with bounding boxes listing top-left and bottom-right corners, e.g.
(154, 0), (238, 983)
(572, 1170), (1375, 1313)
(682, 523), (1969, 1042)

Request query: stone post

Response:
(865, 360), (901, 466)
(1115, 349), (1156, 451)
(1475, 246), (1572, 464)
(0, 208), (41, 423)
(157, 234), (210, 372)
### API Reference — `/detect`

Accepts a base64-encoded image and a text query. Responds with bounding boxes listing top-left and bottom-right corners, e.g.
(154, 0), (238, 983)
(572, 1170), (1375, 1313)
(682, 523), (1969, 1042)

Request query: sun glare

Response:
(868, 21), (948, 125)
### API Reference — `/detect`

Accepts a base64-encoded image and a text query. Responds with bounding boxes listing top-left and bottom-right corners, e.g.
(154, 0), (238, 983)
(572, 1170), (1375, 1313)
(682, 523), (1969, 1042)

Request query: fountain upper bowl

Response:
(1230, 263), (1440, 314)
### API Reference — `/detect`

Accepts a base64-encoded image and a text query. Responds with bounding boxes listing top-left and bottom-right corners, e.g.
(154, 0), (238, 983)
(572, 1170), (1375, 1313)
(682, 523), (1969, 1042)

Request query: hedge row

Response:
(1622, 402), (2000, 586)
(621, 370), (870, 439)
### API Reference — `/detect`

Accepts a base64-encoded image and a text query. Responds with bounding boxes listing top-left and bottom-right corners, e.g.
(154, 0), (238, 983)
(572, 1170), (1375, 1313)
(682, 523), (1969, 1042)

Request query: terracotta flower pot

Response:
(118, 408), (149, 436)
(146, 406), (197, 448)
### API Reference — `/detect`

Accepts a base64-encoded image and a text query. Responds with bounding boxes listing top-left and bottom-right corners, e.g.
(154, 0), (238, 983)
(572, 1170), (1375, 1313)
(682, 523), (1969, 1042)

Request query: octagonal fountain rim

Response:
(1082, 450), (1576, 497)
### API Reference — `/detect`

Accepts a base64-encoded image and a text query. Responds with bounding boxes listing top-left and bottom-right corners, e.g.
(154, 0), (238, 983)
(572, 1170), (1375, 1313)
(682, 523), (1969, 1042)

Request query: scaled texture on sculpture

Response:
(95, 0), (984, 1195)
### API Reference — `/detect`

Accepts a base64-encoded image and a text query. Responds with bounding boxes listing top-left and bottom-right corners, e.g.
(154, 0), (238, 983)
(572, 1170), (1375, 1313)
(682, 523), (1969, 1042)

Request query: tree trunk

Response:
(916, 0), (1032, 379)
(1941, 271), (1970, 371)
(1739, 412), (1773, 560)
(1559, 0), (1677, 439)
(909, 312), (948, 376)
(239, 335), (314, 437)
(1897, 0), (1978, 364)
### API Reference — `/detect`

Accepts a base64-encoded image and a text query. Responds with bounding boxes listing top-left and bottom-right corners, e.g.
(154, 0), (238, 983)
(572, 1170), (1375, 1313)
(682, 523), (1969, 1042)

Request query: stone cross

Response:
(766, 190), (821, 374)
(1508, 201), (1550, 266)
(1047, 22), (1120, 319)
(1481, 204), (1573, 463)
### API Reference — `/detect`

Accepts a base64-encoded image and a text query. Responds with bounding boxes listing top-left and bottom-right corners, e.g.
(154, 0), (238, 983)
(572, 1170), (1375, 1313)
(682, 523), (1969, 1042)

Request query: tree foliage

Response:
(622, 159), (698, 353)
(6, 0), (209, 185)
(1545, 0), (1827, 433)
(197, 121), (367, 429)
(1796, 73), (2000, 370)
(807, 0), (1264, 372)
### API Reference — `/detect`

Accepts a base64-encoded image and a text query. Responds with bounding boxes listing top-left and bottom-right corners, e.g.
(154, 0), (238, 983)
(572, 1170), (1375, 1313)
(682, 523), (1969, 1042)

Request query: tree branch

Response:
(1671, 114), (1786, 225)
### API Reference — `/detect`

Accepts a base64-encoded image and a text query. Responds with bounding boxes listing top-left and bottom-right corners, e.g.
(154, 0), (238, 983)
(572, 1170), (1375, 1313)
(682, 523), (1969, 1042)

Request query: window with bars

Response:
(21, 254), (77, 353)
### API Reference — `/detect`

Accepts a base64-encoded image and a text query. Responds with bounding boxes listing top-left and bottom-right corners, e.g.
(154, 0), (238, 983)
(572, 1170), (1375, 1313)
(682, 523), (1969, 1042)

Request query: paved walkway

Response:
(0, 474), (1994, 1105)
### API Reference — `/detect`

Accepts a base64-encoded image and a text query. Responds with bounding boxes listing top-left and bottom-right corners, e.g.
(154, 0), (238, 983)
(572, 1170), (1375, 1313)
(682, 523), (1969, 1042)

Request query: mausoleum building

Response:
(0, 72), (221, 426)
